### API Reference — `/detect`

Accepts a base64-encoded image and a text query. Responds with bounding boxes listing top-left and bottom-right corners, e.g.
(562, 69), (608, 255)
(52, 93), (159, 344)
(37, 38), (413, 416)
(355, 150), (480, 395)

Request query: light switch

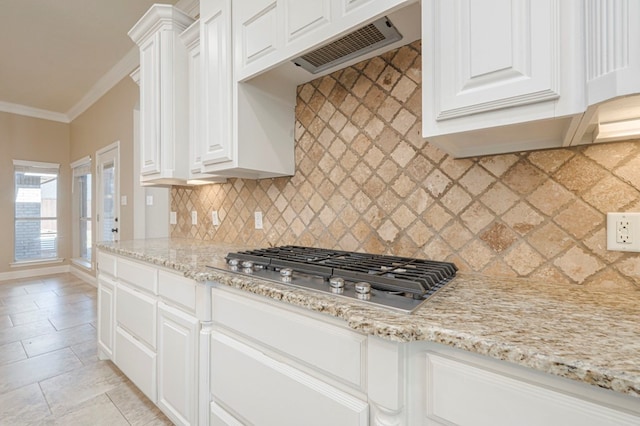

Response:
(191, 211), (198, 225)
(169, 211), (177, 225)
(212, 211), (220, 226)
(120, 195), (127, 206)
(254, 211), (263, 229)
(146, 195), (153, 206)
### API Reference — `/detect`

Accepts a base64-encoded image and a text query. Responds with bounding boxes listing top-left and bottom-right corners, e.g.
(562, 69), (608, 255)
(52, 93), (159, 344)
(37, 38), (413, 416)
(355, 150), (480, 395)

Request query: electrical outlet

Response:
(169, 211), (177, 225)
(191, 211), (198, 225)
(212, 211), (220, 226)
(254, 211), (263, 229)
(607, 212), (640, 252)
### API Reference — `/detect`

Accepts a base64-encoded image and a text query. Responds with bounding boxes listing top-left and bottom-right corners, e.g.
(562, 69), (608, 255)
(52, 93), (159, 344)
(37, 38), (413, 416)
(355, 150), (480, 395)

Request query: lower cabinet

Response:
(114, 326), (158, 401)
(97, 275), (115, 360)
(210, 287), (369, 426)
(157, 302), (199, 426)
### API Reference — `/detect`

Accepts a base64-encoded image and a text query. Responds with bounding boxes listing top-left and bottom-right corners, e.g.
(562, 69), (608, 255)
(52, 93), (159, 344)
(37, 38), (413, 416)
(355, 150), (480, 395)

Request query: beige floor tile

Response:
(34, 293), (92, 309)
(53, 283), (95, 296)
(39, 360), (125, 416)
(22, 323), (96, 357)
(0, 319), (56, 346)
(0, 314), (12, 329)
(1, 290), (61, 306)
(0, 285), (29, 298)
(0, 340), (27, 365)
(108, 380), (172, 426)
(70, 339), (101, 365)
(0, 383), (51, 424)
(35, 394), (130, 426)
(0, 347), (82, 395)
(0, 301), (39, 316)
(48, 306), (96, 331)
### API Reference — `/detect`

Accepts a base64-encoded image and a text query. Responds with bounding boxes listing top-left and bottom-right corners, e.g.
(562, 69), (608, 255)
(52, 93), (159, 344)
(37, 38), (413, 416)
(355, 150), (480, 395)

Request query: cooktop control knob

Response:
(227, 258), (240, 267)
(280, 268), (293, 282)
(329, 277), (345, 293)
(241, 260), (254, 269)
(355, 282), (371, 300)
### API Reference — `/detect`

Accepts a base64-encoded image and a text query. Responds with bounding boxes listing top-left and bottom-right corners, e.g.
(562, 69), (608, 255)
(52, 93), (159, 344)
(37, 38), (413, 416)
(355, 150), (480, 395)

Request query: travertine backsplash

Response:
(171, 40), (640, 287)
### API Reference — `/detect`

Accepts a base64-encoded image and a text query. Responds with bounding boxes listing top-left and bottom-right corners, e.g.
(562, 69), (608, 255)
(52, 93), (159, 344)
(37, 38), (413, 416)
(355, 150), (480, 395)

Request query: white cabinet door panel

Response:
(97, 276), (115, 360)
(139, 34), (161, 176)
(432, 0), (560, 121)
(210, 332), (368, 426)
(201, 0), (234, 166)
(117, 258), (158, 294)
(237, 0), (278, 66)
(285, 0), (331, 42)
(116, 283), (157, 349)
(157, 302), (199, 426)
(425, 352), (640, 426)
(115, 327), (157, 403)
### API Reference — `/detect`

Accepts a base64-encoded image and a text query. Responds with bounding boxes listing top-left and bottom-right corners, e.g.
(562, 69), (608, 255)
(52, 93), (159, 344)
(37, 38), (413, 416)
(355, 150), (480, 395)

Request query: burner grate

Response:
(228, 246), (457, 296)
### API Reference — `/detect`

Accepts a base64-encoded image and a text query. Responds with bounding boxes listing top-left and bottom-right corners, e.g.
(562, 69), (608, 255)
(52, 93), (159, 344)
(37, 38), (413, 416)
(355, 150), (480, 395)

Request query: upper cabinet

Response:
(422, 0), (640, 158)
(234, 0), (414, 81)
(129, 5), (194, 185)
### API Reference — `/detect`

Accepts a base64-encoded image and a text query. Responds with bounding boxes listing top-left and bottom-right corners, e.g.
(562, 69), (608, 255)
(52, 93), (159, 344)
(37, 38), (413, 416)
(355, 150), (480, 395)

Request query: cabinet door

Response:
(234, 0), (279, 70)
(116, 283), (157, 349)
(201, 0), (234, 166)
(157, 302), (199, 426)
(210, 332), (368, 426)
(138, 33), (161, 177)
(425, 0), (560, 122)
(97, 275), (115, 360)
(284, 0), (331, 43)
(115, 326), (157, 403)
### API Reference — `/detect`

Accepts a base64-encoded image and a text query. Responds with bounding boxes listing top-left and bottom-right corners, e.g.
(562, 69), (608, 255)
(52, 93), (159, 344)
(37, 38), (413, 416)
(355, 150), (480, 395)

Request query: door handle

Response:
(111, 228), (119, 233)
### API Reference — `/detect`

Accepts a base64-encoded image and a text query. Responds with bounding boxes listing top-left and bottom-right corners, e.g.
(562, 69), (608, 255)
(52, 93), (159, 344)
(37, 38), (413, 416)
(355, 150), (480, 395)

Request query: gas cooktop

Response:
(212, 245), (457, 313)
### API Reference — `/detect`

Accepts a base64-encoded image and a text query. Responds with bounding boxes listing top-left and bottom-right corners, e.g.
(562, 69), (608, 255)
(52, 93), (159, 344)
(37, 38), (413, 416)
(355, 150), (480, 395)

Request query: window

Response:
(13, 160), (60, 262)
(71, 157), (92, 265)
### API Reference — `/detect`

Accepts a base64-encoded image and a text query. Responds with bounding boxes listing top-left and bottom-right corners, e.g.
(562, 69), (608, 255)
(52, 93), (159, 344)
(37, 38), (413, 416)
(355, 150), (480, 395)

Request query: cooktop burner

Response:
(214, 245), (457, 313)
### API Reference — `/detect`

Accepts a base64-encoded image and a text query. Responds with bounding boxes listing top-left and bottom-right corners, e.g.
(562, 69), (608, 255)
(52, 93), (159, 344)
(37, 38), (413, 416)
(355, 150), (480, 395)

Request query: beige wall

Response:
(171, 41), (640, 288)
(0, 112), (70, 273)
(70, 77), (139, 248)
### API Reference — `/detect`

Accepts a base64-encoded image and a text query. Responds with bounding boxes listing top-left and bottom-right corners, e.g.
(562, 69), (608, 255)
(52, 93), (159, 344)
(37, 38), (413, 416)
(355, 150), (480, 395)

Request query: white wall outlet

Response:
(607, 212), (640, 252)
(169, 211), (177, 225)
(212, 210), (220, 226)
(120, 195), (127, 206)
(146, 195), (153, 206)
(254, 211), (263, 229)
(191, 211), (198, 225)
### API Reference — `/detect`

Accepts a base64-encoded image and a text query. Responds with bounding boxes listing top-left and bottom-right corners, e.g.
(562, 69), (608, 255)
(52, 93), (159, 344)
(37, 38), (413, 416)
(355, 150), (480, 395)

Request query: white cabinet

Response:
(210, 286), (368, 425)
(233, 0), (414, 81)
(129, 5), (194, 185)
(422, 0), (586, 157)
(180, 20), (227, 184)
(199, 0), (295, 179)
(97, 275), (115, 360)
(422, 351), (640, 426)
(157, 302), (199, 426)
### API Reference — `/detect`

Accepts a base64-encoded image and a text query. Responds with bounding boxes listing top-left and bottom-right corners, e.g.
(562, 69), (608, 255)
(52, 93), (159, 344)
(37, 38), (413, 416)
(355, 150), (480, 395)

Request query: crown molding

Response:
(66, 47), (140, 121)
(0, 100), (70, 123)
(176, 0), (200, 18)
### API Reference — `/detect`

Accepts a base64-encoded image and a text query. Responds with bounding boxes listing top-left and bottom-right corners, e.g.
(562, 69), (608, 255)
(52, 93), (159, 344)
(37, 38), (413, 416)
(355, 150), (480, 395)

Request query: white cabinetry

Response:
(210, 286), (369, 425)
(96, 250), (207, 426)
(422, 0), (586, 157)
(199, 0), (295, 179)
(234, 0), (414, 81)
(129, 5), (194, 185)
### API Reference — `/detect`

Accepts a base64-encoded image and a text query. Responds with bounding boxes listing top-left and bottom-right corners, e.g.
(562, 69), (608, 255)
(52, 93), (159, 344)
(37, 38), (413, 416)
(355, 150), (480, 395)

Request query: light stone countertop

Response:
(97, 238), (640, 398)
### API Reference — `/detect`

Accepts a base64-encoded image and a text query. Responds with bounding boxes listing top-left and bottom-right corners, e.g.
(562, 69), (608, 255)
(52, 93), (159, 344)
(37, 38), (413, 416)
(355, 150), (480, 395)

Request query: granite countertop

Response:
(97, 238), (640, 398)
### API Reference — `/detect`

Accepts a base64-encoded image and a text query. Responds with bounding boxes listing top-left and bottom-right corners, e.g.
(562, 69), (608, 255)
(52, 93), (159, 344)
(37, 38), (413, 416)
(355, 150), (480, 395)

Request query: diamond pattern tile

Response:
(170, 42), (640, 287)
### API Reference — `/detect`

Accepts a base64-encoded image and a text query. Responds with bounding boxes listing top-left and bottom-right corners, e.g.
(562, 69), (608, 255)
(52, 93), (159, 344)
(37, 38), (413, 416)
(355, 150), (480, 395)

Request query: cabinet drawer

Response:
(118, 258), (158, 294)
(158, 270), (196, 313)
(212, 289), (366, 389)
(116, 283), (157, 349)
(115, 327), (157, 403)
(97, 251), (117, 277)
(425, 353), (640, 426)
(211, 332), (368, 426)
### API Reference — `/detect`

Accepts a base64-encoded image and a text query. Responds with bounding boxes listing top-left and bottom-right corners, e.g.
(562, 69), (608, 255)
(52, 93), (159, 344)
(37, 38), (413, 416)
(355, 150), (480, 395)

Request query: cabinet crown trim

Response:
(128, 4), (194, 44)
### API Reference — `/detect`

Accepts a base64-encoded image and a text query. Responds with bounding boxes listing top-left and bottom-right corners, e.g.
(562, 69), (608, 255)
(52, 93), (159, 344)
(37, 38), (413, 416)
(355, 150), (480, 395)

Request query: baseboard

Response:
(0, 264), (71, 282)
(70, 265), (97, 287)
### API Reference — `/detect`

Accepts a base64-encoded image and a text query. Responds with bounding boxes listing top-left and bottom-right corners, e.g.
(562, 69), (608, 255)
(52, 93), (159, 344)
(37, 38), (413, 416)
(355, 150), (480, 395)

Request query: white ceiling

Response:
(0, 0), (183, 123)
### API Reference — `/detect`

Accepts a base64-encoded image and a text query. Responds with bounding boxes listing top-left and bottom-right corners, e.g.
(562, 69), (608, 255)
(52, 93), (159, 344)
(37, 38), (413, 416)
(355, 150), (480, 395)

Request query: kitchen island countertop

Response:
(97, 238), (640, 398)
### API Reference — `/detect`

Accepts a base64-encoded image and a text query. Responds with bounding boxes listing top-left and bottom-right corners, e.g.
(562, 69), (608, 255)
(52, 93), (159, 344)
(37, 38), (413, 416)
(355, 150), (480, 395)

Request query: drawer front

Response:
(118, 258), (158, 294)
(115, 327), (157, 403)
(158, 270), (196, 313)
(211, 332), (368, 426)
(212, 289), (365, 388)
(116, 283), (157, 349)
(425, 353), (640, 426)
(97, 251), (117, 277)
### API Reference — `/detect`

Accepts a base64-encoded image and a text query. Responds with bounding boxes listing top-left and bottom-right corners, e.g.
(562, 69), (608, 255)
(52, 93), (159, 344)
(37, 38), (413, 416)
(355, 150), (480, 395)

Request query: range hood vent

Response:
(292, 16), (402, 74)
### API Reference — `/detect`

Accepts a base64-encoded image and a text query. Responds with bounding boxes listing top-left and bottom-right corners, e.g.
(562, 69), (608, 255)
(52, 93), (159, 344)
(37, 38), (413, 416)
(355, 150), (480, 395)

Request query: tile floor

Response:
(0, 273), (172, 425)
